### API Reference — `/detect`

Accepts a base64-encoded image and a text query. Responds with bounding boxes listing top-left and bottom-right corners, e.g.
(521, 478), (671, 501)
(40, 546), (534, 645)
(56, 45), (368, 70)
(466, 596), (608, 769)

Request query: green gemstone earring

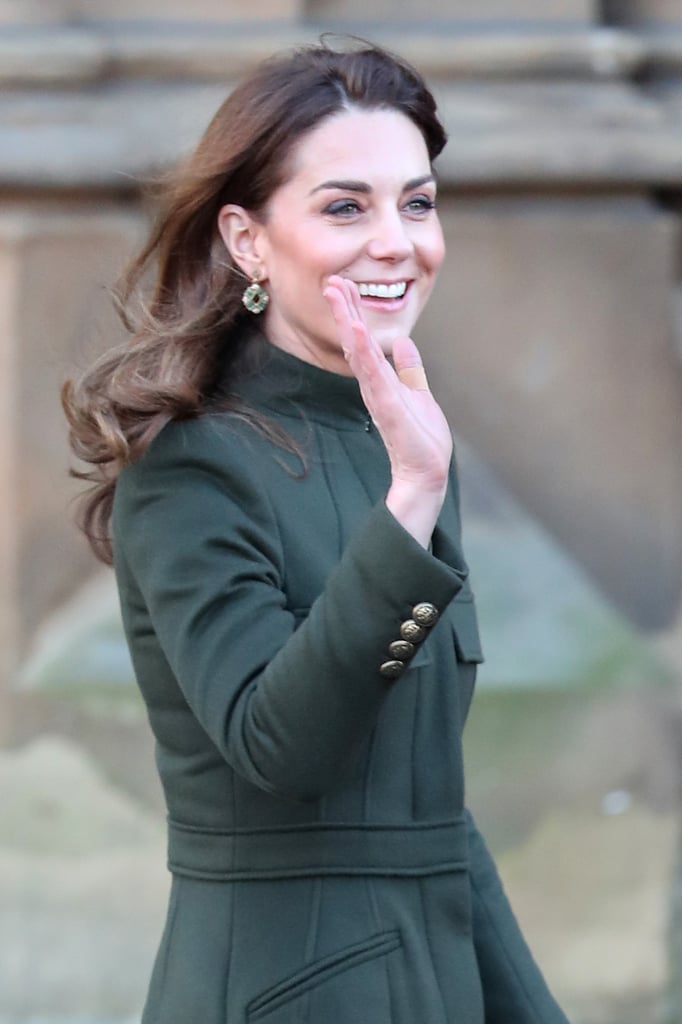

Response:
(241, 274), (269, 315)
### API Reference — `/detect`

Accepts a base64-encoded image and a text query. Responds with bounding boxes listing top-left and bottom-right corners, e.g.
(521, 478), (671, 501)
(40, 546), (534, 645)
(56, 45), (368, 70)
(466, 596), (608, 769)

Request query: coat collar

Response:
(230, 332), (371, 431)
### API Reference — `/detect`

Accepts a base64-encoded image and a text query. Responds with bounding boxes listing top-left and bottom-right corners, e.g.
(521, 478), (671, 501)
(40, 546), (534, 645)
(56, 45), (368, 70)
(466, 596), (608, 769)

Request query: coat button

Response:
(380, 659), (405, 680)
(388, 639), (415, 660)
(412, 602), (439, 627)
(400, 619), (426, 643)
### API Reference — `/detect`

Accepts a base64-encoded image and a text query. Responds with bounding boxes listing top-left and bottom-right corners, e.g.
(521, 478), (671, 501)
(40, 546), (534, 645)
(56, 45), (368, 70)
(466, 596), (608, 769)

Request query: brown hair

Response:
(62, 39), (447, 563)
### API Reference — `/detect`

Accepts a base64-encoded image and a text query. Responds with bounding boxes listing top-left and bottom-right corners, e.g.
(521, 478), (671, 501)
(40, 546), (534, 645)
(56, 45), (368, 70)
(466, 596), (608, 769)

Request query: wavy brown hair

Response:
(62, 40), (447, 564)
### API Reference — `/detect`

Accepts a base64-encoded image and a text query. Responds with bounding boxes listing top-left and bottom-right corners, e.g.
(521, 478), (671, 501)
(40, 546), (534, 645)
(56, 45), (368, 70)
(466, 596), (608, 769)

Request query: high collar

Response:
(231, 332), (371, 431)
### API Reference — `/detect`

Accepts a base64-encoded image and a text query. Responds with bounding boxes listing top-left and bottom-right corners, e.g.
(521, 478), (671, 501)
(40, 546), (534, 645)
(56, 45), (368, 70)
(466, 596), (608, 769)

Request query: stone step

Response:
(2, 24), (682, 189)
(2, 76), (682, 190)
(1, 23), (681, 86)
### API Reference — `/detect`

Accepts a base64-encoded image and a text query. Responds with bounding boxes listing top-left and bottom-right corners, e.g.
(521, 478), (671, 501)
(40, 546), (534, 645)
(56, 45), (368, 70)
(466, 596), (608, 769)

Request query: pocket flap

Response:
(450, 597), (484, 664)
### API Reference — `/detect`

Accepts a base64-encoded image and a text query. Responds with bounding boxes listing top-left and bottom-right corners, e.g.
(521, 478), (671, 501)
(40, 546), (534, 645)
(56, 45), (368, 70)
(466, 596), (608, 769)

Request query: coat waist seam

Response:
(167, 815), (470, 881)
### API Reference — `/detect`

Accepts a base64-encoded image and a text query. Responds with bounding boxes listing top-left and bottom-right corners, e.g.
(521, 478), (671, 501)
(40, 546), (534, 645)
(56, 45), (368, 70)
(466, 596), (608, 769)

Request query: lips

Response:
(356, 281), (408, 300)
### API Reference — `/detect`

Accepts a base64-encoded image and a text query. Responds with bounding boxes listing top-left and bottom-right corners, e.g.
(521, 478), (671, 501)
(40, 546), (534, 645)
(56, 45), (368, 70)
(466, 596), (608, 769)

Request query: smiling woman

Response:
(62, 40), (570, 1024)
(217, 109), (443, 373)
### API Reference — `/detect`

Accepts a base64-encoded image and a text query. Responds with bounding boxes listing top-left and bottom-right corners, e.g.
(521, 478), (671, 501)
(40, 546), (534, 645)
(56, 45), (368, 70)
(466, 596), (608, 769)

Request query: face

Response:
(223, 107), (445, 374)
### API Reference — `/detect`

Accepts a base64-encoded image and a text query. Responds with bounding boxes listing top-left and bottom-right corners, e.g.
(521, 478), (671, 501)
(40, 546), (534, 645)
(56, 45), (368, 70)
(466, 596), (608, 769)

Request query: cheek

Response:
(426, 225), (446, 273)
(295, 218), (368, 270)
(270, 238), (347, 290)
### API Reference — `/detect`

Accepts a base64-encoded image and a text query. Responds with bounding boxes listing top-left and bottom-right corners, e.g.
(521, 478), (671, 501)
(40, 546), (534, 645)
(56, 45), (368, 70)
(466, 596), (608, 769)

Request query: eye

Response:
(405, 195), (437, 214)
(323, 199), (363, 218)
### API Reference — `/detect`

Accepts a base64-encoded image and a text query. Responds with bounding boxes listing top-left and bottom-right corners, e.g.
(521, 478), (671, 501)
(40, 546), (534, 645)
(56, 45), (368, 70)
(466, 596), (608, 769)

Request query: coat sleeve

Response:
(465, 810), (571, 1023)
(113, 417), (468, 802)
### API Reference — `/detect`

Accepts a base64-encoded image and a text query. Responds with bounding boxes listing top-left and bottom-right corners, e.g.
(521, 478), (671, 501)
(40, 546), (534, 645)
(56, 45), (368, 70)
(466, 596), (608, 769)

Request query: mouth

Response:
(356, 280), (408, 301)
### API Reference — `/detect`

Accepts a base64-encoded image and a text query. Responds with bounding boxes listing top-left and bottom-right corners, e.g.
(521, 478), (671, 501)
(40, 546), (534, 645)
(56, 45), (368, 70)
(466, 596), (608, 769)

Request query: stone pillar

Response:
(0, 205), (142, 734)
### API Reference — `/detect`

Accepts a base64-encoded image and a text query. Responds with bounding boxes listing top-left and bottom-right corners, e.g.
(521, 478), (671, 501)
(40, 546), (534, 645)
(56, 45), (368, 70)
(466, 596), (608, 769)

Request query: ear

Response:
(217, 204), (266, 280)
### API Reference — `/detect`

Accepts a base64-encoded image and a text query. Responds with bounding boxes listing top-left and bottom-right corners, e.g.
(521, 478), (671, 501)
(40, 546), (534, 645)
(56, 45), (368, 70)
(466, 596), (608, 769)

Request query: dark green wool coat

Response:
(112, 339), (569, 1024)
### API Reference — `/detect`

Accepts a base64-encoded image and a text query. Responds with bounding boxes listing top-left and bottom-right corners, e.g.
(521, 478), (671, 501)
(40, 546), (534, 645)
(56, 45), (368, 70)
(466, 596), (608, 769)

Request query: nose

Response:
(366, 208), (412, 262)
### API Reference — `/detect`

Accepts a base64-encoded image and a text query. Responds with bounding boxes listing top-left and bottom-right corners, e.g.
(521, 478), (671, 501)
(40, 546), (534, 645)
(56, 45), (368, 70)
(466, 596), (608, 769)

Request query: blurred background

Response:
(1, 1), (682, 1022)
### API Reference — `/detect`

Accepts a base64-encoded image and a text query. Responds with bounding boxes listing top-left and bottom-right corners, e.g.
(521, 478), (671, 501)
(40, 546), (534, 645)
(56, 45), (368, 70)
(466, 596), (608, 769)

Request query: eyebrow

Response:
(309, 174), (435, 196)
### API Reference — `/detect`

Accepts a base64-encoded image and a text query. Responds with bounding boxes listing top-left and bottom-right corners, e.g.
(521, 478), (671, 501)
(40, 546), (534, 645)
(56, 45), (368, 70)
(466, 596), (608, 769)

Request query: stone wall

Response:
(2, 6), (682, 1022)
(604, 0), (682, 23)
(0, 206), (141, 734)
(423, 196), (682, 629)
(307, 0), (594, 20)
(0, 6), (680, 690)
(0, 0), (303, 21)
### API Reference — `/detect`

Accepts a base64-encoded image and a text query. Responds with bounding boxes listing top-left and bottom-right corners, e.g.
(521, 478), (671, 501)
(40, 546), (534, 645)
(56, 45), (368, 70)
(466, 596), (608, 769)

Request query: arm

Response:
(114, 418), (467, 802)
(465, 811), (570, 1023)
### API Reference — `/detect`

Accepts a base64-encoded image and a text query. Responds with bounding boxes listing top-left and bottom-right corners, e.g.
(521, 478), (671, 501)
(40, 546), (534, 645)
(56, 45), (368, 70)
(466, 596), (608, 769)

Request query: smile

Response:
(356, 281), (408, 299)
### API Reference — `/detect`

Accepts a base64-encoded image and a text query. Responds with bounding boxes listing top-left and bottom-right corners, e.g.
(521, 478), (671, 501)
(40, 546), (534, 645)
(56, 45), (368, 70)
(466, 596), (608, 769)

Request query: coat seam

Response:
(299, 877), (323, 1024)
(418, 878), (449, 1024)
(314, 423), (346, 554)
(223, 772), (236, 1021)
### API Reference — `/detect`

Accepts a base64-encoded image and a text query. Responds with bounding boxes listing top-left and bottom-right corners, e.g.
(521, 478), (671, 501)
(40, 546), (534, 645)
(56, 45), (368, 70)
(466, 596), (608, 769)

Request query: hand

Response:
(324, 276), (453, 546)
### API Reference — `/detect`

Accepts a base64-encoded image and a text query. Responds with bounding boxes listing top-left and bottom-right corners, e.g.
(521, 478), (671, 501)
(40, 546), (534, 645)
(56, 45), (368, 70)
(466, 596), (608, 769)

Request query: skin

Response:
(218, 107), (452, 546)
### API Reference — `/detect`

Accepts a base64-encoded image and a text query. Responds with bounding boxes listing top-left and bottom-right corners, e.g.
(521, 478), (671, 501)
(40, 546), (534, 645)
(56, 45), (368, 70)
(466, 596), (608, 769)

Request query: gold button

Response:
(380, 659), (405, 680)
(400, 619), (426, 643)
(389, 639), (415, 660)
(413, 602), (439, 627)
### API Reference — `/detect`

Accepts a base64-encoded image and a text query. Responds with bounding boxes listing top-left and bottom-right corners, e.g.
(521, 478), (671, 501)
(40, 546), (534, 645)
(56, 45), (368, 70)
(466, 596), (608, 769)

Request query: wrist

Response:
(385, 478), (447, 549)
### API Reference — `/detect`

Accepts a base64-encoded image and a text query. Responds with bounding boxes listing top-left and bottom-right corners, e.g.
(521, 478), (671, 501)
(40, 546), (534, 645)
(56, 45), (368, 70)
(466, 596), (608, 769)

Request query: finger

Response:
(343, 279), (396, 371)
(323, 279), (352, 324)
(397, 365), (429, 390)
(323, 281), (358, 360)
(350, 319), (383, 385)
(328, 278), (389, 378)
(326, 275), (357, 324)
(392, 335), (430, 391)
(344, 278), (365, 325)
(323, 282), (348, 327)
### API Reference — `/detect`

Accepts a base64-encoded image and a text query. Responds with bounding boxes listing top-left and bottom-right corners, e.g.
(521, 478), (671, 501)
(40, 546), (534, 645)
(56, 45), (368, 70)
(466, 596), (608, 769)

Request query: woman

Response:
(63, 41), (570, 1024)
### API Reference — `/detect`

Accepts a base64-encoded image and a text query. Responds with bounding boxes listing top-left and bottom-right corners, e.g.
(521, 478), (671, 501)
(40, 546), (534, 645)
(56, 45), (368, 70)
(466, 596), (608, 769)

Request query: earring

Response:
(241, 271), (269, 315)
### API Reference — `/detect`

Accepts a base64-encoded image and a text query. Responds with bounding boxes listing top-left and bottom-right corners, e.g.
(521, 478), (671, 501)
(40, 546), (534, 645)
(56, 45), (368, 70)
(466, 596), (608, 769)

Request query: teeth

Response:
(357, 281), (407, 299)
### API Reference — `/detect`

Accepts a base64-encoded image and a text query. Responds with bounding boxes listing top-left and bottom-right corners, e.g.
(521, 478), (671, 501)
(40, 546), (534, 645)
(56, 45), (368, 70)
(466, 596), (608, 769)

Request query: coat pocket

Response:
(246, 929), (402, 1022)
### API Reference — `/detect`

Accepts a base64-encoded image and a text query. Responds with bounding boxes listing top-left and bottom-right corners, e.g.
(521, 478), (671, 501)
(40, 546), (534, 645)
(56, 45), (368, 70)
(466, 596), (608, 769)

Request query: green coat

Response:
(113, 338), (569, 1024)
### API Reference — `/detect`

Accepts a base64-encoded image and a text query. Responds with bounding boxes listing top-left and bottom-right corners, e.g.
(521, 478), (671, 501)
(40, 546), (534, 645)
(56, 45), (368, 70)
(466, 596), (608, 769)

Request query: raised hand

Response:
(323, 275), (452, 548)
